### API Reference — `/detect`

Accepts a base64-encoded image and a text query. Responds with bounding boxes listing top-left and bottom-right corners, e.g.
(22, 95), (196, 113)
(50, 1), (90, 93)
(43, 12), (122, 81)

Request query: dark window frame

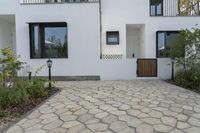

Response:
(106, 31), (120, 45)
(156, 31), (180, 58)
(149, 0), (164, 16)
(29, 22), (68, 59)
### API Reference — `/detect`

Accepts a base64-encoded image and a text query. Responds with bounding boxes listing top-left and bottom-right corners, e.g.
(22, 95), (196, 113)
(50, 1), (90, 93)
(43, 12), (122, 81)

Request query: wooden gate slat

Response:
(137, 59), (157, 77)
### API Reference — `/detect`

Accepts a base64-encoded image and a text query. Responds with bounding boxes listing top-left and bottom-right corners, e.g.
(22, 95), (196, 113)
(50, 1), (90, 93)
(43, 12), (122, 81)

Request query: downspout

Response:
(197, 0), (200, 16)
(99, 0), (102, 59)
(178, 0), (180, 15)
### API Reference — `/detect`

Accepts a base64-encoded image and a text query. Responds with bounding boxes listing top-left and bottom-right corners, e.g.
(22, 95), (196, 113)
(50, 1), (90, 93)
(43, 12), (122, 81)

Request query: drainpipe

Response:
(178, 0), (180, 15)
(99, 0), (102, 59)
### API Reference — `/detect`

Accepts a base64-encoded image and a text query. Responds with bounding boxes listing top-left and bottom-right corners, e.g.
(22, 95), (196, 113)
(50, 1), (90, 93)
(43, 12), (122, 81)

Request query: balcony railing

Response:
(20, 0), (99, 4)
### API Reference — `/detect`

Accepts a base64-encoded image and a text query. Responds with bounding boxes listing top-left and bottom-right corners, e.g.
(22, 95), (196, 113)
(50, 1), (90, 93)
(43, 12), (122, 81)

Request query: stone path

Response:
(6, 80), (200, 133)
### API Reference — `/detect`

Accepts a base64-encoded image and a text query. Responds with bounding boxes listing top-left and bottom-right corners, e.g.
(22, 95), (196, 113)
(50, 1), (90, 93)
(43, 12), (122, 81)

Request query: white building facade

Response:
(0, 0), (199, 80)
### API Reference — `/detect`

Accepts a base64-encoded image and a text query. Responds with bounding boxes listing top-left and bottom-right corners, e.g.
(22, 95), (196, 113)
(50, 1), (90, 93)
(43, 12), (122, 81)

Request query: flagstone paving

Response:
(6, 80), (200, 133)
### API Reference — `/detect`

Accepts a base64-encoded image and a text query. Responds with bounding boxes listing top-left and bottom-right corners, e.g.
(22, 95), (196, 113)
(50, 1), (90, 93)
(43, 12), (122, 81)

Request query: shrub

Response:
(175, 70), (200, 89)
(0, 48), (25, 88)
(25, 65), (50, 98)
(0, 88), (27, 109)
(26, 78), (48, 98)
(12, 78), (30, 90)
(166, 27), (200, 89)
(0, 109), (6, 117)
(0, 48), (53, 114)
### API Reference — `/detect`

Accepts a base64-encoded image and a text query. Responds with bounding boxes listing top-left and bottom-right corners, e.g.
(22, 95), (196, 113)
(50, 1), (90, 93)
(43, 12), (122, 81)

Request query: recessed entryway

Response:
(126, 24), (145, 59)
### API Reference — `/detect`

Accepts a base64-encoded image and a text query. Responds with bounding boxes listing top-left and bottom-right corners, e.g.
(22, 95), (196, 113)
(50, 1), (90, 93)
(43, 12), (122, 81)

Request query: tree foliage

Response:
(167, 27), (200, 89)
(0, 48), (25, 87)
(179, 0), (200, 16)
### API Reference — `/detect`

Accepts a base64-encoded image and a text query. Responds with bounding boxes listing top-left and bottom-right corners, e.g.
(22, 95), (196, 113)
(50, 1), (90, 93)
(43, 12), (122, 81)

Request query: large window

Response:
(150, 0), (163, 16)
(156, 31), (180, 57)
(29, 22), (68, 58)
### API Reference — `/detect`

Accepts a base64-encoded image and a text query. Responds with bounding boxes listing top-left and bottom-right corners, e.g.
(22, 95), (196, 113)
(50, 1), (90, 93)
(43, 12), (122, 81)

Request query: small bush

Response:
(0, 88), (27, 109)
(0, 48), (52, 115)
(0, 48), (25, 88)
(0, 109), (7, 117)
(12, 78), (30, 90)
(175, 70), (200, 89)
(165, 27), (200, 90)
(26, 78), (48, 98)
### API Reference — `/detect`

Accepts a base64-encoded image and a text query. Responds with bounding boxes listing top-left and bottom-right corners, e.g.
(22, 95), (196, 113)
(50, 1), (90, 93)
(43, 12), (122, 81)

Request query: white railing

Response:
(20, 0), (99, 4)
(163, 0), (179, 16)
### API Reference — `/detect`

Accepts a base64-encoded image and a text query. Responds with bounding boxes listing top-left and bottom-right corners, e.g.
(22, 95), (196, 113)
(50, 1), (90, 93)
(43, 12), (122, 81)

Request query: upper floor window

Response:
(150, 0), (163, 16)
(29, 22), (68, 59)
(156, 31), (181, 57)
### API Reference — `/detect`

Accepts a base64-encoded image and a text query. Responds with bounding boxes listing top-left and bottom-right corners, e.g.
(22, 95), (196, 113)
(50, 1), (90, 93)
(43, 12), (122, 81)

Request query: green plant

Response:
(25, 65), (55, 98)
(0, 109), (7, 117)
(166, 27), (200, 89)
(0, 48), (56, 114)
(12, 77), (30, 91)
(179, 0), (200, 16)
(26, 78), (48, 98)
(0, 48), (25, 88)
(25, 65), (51, 98)
(33, 64), (46, 76)
(175, 69), (200, 89)
(0, 88), (27, 109)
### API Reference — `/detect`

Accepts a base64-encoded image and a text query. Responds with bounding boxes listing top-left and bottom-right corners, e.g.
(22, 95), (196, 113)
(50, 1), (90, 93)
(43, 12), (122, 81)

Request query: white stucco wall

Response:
(157, 58), (172, 79)
(15, 3), (101, 77)
(101, 0), (200, 79)
(139, 25), (146, 58)
(101, 0), (200, 58)
(0, 0), (200, 80)
(0, 0), (18, 14)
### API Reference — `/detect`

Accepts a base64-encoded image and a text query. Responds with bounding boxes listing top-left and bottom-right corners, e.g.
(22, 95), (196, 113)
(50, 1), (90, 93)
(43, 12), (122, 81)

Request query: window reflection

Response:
(157, 31), (180, 57)
(44, 27), (68, 58)
(30, 23), (68, 58)
(33, 25), (41, 58)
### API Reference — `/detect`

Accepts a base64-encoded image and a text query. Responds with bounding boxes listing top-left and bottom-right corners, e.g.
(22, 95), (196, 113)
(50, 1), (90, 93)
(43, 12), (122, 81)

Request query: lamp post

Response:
(171, 58), (175, 81)
(26, 65), (32, 80)
(47, 59), (53, 89)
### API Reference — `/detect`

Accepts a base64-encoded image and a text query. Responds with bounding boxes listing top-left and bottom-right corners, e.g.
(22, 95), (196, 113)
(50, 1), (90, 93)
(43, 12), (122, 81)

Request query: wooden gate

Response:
(137, 59), (157, 77)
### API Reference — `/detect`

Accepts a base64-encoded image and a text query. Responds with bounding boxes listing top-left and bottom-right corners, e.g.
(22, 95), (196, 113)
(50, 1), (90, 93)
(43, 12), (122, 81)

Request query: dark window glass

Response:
(44, 27), (68, 58)
(32, 25), (41, 58)
(150, 0), (163, 16)
(106, 31), (119, 45)
(157, 31), (180, 57)
(30, 22), (68, 59)
(166, 32), (179, 47)
(157, 32), (165, 52)
(150, 0), (156, 15)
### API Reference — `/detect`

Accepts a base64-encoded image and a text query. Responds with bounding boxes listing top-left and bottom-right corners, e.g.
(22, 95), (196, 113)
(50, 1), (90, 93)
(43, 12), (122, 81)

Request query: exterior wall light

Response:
(47, 59), (53, 89)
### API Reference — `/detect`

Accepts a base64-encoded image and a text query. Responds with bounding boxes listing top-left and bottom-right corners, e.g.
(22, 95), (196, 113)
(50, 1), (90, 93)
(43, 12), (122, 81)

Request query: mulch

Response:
(165, 80), (200, 94)
(0, 87), (60, 131)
